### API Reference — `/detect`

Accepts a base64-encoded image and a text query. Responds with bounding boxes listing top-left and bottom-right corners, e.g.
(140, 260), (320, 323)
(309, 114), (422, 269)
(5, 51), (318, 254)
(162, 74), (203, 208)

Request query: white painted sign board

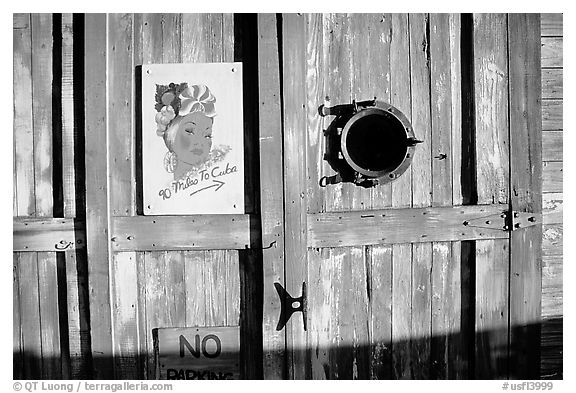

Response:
(154, 326), (240, 380)
(142, 63), (244, 215)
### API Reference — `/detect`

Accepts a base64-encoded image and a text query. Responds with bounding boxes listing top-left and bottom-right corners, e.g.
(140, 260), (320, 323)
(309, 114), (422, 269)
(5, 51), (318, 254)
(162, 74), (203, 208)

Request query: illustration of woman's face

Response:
(174, 112), (213, 166)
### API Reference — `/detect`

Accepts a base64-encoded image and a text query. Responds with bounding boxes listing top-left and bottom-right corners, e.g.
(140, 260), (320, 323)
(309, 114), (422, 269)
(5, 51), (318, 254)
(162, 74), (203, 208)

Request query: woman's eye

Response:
(205, 135), (212, 139)
(185, 128), (193, 134)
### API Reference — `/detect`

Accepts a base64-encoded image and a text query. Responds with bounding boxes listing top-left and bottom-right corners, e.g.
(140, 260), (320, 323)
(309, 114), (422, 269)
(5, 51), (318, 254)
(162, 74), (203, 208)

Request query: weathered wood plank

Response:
(392, 243), (412, 379)
(541, 255), (562, 319)
(450, 14), (463, 206)
(541, 69), (563, 99)
(31, 14), (54, 217)
(542, 131), (562, 161)
(204, 250), (228, 326)
(257, 13), (286, 380)
(541, 37), (562, 68)
(61, 13), (77, 217)
(13, 254), (23, 379)
(541, 14), (563, 36)
(65, 250), (91, 379)
(508, 14), (543, 378)
(111, 214), (254, 251)
(13, 217), (85, 252)
(542, 100), (563, 130)
(18, 252), (42, 378)
(389, 14), (412, 380)
(14, 13), (29, 29)
(184, 251), (206, 326)
(110, 252), (140, 379)
(348, 247), (371, 379)
(369, 245), (392, 379)
(84, 13), (114, 379)
(543, 193), (562, 225)
(108, 14), (136, 216)
(37, 252), (62, 379)
(308, 205), (510, 247)
(473, 13), (510, 380)
(143, 251), (166, 379)
(307, 247), (331, 379)
(14, 14), (35, 216)
(542, 161), (562, 193)
(475, 240), (509, 379)
(409, 17), (433, 379)
(542, 224), (562, 257)
(225, 250), (240, 326)
(282, 13), (308, 379)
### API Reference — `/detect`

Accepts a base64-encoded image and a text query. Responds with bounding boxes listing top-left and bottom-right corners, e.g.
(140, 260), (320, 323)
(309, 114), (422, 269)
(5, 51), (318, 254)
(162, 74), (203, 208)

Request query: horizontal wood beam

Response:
(13, 217), (85, 252)
(110, 214), (258, 251)
(308, 205), (517, 248)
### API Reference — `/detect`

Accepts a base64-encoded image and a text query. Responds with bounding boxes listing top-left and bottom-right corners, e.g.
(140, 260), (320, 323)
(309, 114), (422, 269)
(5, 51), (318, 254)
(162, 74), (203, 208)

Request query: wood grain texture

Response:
(111, 214), (255, 251)
(308, 205), (509, 247)
(31, 14), (54, 217)
(508, 15), (543, 379)
(84, 13), (114, 379)
(38, 252), (62, 379)
(13, 14), (35, 216)
(389, 13), (412, 381)
(368, 245), (392, 379)
(282, 13), (308, 379)
(450, 14), (463, 206)
(542, 193), (562, 225)
(541, 69), (563, 99)
(542, 131), (562, 161)
(18, 252), (43, 378)
(111, 252), (140, 379)
(542, 224), (562, 257)
(541, 37), (562, 68)
(542, 162), (562, 193)
(257, 13), (286, 380)
(542, 100), (562, 130)
(108, 14), (136, 216)
(61, 13), (77, 217)
(13, 254), (23, 379)
(473, 13), (510, 380)
(541, 14), (562, 36)
(65, 250), (91, 379)
(13, 217), (85, 252)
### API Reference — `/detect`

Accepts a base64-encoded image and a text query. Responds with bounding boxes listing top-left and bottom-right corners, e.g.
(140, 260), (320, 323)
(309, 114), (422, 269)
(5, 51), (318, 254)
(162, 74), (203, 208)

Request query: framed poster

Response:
(142, 63), (244, 215)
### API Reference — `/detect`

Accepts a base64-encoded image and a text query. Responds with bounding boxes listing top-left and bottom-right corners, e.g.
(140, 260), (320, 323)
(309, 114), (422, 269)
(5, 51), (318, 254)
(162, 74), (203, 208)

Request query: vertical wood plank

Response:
(307, 248), (330, 379)
(18, 252), (42, 378)
(65, 250), (91, 379)
(37, 252), (62, 379)
(450, 14), (463, 206)
(84, 13), (114, 379)
(389, 13), (412, 381)
(61, 13), (77, 217)
(135, 252), (148, 379)
(14, 14), (35, 216)
(257, 13), (286, 379)
(110, 252), (140, 379)
(473, 13), (510, 380)
(31, 14), (54, 217)
(144, 251), (167, 379)
(369, 245), (393, 379)
(429, 13), (463, 379)
(226, 250), (240, 326)
(408, 13), (433, 380)
(13, 254), (23, 379)
(349, 247), (370, 379)
(184, 251), (206, 326)
(306, 13), (325, 214)
(204, 250), (228, 325)
(508, 13), (542, 379)
(282, 12), (308, 379)
(475, 241), (509, 378)
(108, 13), (135, 216)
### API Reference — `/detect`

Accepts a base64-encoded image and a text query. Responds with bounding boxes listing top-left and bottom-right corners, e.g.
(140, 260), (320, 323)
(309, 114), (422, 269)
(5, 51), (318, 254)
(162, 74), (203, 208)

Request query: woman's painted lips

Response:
(191, 148), (204, 155)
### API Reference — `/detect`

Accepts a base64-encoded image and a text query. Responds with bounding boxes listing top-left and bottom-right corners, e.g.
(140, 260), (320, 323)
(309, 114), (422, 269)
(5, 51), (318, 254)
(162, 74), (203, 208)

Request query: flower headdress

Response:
(154, 83), (216, 137)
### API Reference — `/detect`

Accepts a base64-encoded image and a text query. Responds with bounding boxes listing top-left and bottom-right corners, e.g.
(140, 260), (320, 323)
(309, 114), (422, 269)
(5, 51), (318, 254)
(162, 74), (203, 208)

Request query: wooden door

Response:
(258, 13), (542, 380)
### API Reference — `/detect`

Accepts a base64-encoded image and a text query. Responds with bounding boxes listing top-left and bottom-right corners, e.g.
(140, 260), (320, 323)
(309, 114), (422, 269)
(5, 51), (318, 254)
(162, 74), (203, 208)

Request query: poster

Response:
(142, 63), (244, 215)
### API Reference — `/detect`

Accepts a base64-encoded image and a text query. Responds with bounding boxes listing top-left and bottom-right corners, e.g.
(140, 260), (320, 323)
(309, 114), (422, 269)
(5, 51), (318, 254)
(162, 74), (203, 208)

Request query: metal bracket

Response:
(463, 210), (542, 231)
(274, 282), (307, 332)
